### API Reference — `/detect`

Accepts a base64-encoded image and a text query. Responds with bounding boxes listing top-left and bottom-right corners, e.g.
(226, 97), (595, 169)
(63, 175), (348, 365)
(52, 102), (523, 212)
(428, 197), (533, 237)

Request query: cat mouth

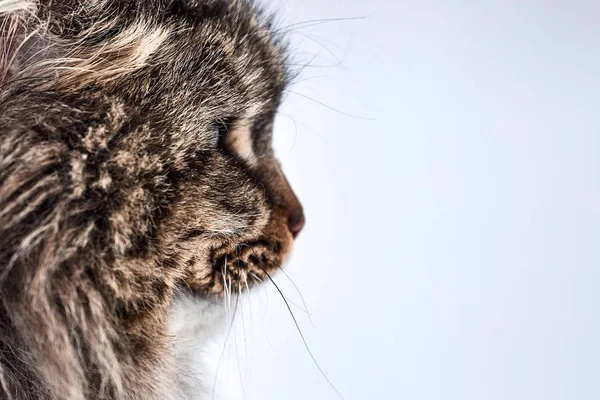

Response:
(186, 207), (294, 296)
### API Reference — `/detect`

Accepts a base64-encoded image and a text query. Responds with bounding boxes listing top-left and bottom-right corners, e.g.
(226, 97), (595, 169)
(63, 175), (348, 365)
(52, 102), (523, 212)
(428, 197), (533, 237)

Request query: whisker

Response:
(289, 74), (329, 85)
(276, 266), (314, 326)
(249, 271), (273, 349)
(238, 283), (247, 345)
(274, 110), (299, 151)
(274, 16), (370, 35)
(212, 290), (240, 400)
(243, 278), (253, 384)
(243, 276), (252, 294)
(249, 271), (263, 283)
(287, 60), (342, 69)
(287, 52), (321, 80)
(228, 275), (233, 318)
(285, 89), (375, 121)
(222, 256), (229, 318)
(256, 265), (344, 400)
(276, 110), (329, 145)
(280, 294), (313, 320)
(233, 287), (247, 400)
(292, 32), (346, 69)
(237, 282), (249, 389)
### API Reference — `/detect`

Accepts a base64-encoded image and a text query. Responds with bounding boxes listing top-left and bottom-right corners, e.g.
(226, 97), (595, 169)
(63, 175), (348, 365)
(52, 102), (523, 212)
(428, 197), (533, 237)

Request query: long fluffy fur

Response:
(0, 1), (301, 399)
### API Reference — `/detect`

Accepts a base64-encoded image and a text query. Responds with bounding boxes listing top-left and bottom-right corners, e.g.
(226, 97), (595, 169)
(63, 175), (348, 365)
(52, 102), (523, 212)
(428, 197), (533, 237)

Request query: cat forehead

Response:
(162, 1), (288, 134)
(172, 2), (289, 105)
(9, 0), (289, 105)
(154, 0), (289, 90)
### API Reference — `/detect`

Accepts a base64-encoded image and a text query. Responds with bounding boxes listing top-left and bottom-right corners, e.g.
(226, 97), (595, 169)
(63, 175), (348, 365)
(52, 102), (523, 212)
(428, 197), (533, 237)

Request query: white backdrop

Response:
(210, 1), (600, 399)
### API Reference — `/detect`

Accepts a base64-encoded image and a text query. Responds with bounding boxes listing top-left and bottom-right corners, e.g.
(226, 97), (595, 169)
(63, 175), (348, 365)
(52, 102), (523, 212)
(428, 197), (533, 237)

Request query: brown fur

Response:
(0, 1), (303, 398)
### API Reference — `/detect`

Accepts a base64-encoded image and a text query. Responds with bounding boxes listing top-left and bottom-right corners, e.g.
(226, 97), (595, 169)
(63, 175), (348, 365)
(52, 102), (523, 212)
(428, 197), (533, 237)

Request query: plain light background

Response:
(210, 1), (600, 399)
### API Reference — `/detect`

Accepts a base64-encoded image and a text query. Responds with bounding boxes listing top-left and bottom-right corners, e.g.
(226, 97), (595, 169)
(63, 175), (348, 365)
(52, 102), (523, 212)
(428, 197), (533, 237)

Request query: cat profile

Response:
(0, 0), (303, 398)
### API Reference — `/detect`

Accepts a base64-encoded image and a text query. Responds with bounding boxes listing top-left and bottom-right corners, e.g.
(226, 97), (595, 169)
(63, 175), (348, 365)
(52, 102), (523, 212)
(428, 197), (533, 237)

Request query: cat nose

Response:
(259, 157), (305, 238)
(279, 179), (305, 238)
(287, 206), (305, 238)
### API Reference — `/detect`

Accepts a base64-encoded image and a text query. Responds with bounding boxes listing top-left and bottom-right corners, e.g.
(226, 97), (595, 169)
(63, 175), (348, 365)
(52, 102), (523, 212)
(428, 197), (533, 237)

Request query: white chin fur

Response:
(168, 291), (227, 400)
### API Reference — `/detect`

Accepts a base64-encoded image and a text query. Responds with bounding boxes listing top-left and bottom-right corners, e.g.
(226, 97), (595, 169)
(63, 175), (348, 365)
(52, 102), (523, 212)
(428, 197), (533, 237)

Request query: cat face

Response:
(161, 104), (306, 298)
(143, 0), (306, 297)
(175, 120), (305, 297)
(51, 0), (305, 297)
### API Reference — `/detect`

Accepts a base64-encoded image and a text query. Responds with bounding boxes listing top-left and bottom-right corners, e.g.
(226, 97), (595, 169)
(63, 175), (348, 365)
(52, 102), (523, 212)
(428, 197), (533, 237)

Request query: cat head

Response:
(1, 0), (304, 298)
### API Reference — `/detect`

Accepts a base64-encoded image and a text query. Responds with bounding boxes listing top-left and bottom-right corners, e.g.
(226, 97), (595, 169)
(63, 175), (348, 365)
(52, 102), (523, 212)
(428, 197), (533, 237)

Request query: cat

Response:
(0, 0), (304, 398)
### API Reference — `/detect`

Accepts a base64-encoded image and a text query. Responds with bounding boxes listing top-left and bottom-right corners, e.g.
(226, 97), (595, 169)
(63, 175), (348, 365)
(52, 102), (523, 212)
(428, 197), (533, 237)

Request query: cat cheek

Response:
(225, 207), (294, 293)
